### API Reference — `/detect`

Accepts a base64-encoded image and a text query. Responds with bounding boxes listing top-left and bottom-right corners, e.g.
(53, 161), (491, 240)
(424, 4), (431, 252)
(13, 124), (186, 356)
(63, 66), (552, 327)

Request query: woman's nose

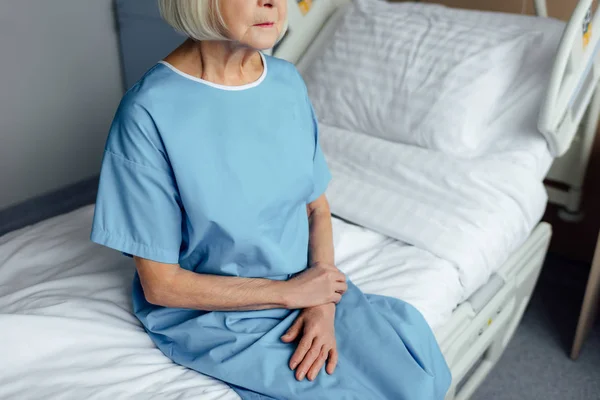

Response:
(258, 0), (274, 8)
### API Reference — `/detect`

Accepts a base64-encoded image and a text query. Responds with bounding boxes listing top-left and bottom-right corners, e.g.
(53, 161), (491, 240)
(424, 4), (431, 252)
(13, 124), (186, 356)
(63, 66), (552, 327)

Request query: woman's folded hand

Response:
(283, 263), (347, 309)
(281, 303), (338, 381)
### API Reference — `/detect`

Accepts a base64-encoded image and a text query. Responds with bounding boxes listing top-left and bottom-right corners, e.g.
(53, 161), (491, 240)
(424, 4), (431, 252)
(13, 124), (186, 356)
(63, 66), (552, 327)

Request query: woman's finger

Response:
(335, 281), (348, 294)
(296, 342), (322, 381)
(290, 335), (313, 371)
(281, 316), (304, 343)
(331, 293), (342, 304)
(307, 346), (329, 381)
(335, 271), (346, 282)
(326, 347), (338, 375)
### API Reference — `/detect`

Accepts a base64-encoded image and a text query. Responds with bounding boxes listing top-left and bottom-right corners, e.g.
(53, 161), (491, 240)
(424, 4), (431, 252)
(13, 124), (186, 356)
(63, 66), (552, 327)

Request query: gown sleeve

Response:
(90, 97), (182, 264)
(306, 95), (332, 203)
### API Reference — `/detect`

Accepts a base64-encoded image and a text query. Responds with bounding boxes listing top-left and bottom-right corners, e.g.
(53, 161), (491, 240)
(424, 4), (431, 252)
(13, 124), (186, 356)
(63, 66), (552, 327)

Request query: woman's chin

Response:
(243, 36), (280, 52)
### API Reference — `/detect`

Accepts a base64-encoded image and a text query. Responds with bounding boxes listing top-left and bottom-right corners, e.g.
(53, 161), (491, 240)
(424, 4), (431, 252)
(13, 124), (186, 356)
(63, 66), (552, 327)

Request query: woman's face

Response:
(219, 0), (287, 50)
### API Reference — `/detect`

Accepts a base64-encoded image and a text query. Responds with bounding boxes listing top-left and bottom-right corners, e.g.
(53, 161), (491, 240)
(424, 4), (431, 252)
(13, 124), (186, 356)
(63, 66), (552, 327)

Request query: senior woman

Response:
(91, 0), (451, 398)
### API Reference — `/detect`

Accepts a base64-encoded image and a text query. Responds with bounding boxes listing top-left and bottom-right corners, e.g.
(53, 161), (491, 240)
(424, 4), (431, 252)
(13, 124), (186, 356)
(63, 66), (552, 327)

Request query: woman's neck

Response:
(164, 39), (264, 86)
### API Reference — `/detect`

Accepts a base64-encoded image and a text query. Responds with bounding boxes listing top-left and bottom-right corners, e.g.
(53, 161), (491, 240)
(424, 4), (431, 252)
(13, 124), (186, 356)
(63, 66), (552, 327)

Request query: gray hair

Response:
(158, 0), (288, 42)
(158, 0), (228, 41)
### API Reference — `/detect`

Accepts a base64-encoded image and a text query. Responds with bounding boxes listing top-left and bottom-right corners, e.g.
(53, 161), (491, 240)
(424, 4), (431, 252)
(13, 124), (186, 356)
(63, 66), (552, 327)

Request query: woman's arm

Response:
(135, 257), (285, 311)
(280, 194), (342, 381)
(134, 255), (346, 312)
(306, 194), (335, 267)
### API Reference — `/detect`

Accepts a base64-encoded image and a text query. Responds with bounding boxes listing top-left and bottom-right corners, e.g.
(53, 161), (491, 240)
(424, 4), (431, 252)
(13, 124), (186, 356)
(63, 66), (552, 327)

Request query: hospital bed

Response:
(1, 0), (599, 399)
(276, 0), (600, 397)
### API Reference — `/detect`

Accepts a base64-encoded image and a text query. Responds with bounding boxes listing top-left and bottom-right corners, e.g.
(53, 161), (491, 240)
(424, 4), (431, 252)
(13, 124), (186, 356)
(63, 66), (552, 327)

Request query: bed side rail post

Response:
(534, 0), (548, 17)
(538, 0), (600, 157)
(563, 83), (600, 217)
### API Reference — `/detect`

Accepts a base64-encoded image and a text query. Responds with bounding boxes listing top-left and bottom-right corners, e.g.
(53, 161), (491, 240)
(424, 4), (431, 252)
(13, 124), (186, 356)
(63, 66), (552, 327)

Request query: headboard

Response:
(538, 0), (600, 156)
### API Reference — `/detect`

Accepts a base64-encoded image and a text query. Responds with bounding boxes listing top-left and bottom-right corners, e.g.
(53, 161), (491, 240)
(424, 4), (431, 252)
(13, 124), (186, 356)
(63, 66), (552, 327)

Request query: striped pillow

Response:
(304, 0), (541, 157)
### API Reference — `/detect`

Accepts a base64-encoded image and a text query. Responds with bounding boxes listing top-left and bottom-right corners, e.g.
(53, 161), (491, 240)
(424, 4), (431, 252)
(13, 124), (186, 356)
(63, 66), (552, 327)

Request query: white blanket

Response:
(0, 208), (236, 400)
(321, 124), (549, 298)
(0, 205), (462, 400)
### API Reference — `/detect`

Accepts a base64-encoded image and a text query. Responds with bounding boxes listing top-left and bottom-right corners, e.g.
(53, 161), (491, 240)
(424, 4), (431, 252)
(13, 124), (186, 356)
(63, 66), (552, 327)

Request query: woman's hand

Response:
(281, 303), (338, 381)
(283, 263), (347, 309)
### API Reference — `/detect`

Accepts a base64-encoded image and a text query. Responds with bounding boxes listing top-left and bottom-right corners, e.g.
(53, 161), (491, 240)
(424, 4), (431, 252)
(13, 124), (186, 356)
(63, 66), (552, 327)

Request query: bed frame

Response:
(274, 0), (596, 398)
(539, 0), (600, 220)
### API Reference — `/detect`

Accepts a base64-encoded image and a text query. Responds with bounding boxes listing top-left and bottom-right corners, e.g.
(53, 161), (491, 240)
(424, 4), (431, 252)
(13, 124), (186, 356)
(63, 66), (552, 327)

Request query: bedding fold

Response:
(320, 124), (548, 298)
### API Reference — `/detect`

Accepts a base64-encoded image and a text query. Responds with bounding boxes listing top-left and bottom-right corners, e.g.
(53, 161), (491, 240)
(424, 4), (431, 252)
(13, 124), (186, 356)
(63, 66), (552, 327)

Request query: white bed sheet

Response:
(320, 122), (548, 298)
(0, 205), (462, 400)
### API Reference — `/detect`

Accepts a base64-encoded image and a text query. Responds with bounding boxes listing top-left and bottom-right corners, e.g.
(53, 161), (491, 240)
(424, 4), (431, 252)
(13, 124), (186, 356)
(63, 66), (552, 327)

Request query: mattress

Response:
(0, 205), (463, 399)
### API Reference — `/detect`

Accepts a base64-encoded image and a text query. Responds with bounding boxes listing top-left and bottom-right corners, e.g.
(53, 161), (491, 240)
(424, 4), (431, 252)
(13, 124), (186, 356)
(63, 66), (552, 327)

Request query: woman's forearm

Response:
(307, 196), (335, 266)
(137, 259), (288, 311)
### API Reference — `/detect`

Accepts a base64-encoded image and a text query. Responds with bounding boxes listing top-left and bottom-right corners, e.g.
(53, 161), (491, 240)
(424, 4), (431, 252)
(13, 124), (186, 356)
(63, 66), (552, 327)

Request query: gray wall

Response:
(115, 0), (184, 90)
(0, 0), (124, 210)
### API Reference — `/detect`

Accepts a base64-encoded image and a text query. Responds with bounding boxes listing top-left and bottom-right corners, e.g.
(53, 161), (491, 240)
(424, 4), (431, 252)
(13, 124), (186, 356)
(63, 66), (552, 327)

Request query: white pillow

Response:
(304, 0), (542, 157)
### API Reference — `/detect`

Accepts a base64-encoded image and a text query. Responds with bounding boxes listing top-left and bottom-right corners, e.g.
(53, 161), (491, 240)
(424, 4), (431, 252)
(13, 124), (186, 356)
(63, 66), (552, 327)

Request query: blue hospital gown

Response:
(91, 53), (451, 399)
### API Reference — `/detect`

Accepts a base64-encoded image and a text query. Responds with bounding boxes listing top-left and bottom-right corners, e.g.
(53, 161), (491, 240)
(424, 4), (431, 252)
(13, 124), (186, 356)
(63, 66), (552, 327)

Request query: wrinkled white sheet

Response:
(0, 205), (462, 400)
(321, 124), (549, 298)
